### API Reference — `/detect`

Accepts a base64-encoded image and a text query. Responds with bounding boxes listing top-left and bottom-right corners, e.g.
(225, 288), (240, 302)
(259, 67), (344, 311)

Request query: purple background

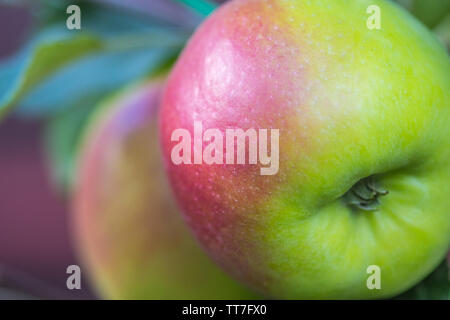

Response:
(0, 5), (94, 299)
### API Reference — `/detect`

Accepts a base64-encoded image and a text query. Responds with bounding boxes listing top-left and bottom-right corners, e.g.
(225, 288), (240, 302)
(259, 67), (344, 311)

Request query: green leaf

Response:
(174, 0), (217, 16)
(16, 40), (180, 117)
(0, 1), (186, 187)
(395, 258), (449, 300)
(43, 57), (176, 191)
(89, 0), (203, 28)
(0, 32), (103, 119)
(434, 14), (450, 52)
(395, 0), (450, 29)
(410, 0), (450, 29)
(0, 2), (188, 120)
(43, 93), (105, 192)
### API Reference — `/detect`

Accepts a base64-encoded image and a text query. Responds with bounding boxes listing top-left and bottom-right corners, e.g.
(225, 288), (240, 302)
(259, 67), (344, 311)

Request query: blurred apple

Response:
(72, 78), (258, 299)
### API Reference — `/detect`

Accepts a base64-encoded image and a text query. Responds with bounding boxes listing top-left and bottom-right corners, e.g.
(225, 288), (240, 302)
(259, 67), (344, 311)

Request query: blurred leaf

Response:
(17, 43), (179, 117)
(0, 0), (189, 189)
(43, 94), (104, 192)
(434, 14), (450, 51)
(174, 0), (217, 16)
(43, 57), (176, 191)
(395, 0), (450, 29)
(409, 0), (450, 29)
(0, 30), (103, 119)
(89, 0), (204, 28)
(395, 259), (449, 300)
(0, 2), (188, 120)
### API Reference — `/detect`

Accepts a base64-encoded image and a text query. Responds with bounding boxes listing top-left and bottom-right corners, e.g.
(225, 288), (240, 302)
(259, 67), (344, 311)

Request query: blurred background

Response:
(0, 0), (448, 299)
(0, 3), (88, 299)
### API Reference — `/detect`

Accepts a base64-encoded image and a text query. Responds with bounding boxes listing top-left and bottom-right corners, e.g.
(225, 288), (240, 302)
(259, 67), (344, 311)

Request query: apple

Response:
(72, 78), (257, 299)
(159, 0), (450, 299)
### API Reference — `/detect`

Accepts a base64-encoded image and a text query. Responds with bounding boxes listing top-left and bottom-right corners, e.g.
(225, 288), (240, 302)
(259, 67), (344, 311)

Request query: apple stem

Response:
(343, 176), (389, 211)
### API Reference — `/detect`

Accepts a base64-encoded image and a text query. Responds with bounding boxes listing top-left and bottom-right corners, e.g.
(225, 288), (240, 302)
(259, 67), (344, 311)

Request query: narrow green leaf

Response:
(0, 2), (189, 120)
(44, 93), (105, 192)
(16, 35), (182, 117)
(174, 0), (217, 17)
(0, 33), (103, 119)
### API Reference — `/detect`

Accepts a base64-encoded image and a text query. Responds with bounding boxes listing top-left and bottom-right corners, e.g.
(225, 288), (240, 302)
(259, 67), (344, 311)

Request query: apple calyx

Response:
(343, 176), (389, 211)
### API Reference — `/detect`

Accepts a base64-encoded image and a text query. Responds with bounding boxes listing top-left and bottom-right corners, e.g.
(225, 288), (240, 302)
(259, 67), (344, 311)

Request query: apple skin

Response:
(72, 78), (258, 299)
(159, 0), (450, 299)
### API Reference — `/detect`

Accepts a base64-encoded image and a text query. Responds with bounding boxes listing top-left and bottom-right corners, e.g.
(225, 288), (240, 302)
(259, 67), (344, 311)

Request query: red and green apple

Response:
(159, 0), (450, 299)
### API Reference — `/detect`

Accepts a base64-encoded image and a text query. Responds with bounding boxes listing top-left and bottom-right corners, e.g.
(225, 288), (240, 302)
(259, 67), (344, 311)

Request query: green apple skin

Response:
(159, 0), (450, 299)
(72, 79), (258, 299)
